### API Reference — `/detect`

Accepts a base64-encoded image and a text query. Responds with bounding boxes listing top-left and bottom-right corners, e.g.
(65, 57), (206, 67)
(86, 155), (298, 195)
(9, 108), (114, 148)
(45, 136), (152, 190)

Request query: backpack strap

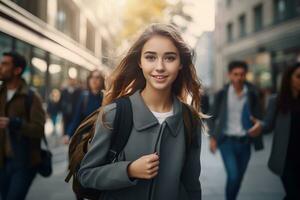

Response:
(106, 97), (133, 163)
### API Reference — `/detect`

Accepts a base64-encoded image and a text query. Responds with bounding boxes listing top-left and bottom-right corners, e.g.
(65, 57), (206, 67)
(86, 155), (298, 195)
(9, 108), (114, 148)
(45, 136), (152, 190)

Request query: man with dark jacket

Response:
(208, 61), (263, 200)
(0, 52), (45, 200)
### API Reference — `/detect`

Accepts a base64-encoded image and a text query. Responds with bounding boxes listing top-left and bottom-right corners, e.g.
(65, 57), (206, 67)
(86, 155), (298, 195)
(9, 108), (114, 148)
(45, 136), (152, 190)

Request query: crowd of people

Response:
(0, 23), (299, 200)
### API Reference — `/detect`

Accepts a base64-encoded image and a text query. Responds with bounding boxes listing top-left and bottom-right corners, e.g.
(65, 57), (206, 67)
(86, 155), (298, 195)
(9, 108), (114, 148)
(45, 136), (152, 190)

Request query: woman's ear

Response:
(179, 64), (183, 70)
(138, 60), (143, 69)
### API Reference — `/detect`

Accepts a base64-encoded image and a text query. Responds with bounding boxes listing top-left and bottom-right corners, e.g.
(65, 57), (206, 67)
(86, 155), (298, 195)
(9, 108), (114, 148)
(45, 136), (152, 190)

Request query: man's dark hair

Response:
(228, 60), (248, 72)
(3, 51), (27, 75)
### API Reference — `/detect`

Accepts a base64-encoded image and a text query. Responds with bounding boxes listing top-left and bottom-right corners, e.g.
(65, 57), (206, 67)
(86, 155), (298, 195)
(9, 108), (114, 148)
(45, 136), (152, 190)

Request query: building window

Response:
(239, 14), (246, 37)
(273, 0), (297, 23)
(296, 0), (300, 16)
(254, 4), (263, 32)
(0, 32), (13, 56)
(86, 20), (95, 53)
(227, 22), (233, 43)
(56, 0), (80, 42)
(226, 0), (232, 7)
(10, 0), (47, 22)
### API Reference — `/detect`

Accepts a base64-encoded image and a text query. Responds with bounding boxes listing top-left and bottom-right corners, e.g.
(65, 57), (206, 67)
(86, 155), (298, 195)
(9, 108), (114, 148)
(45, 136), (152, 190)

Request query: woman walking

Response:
(78, 23), (204, 200)
(249, 63), (300, 200)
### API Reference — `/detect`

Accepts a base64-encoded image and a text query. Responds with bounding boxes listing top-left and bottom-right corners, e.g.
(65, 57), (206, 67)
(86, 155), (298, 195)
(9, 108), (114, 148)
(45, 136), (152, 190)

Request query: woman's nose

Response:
(155, 58), (165, 71)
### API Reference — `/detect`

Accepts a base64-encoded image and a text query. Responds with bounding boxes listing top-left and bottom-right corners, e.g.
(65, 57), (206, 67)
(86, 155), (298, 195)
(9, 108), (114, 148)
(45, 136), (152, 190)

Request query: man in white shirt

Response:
(208, 61), (263, 200)
(0, 52), (45, 200)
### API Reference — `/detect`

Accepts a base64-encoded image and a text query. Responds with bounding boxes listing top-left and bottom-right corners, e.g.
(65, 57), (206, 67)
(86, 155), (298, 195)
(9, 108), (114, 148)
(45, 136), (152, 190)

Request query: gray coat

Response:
(78, 91), (202, 200)
(262, 95), (291, 176)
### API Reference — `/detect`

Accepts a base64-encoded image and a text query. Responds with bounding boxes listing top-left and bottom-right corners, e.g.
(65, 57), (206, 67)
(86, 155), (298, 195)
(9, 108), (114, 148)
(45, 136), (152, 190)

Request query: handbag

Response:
(38, 136), (53, 177)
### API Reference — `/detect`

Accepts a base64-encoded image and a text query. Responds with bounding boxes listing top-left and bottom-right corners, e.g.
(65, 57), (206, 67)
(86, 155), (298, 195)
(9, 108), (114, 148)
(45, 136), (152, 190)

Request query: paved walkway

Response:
(27, 119), (285, 200)
(201, 134), (285, 200)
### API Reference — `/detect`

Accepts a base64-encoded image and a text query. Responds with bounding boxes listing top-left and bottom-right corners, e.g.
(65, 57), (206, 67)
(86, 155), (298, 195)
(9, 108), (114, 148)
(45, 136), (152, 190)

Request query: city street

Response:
(200, 134), (285, 200)
(27, 133), (285, 200)
(1, 1), (298, 200)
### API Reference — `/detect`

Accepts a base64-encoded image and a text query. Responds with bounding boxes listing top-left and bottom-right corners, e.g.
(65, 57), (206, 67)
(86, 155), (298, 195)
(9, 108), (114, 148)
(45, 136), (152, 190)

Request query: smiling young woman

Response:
(77, 23), (204, 200)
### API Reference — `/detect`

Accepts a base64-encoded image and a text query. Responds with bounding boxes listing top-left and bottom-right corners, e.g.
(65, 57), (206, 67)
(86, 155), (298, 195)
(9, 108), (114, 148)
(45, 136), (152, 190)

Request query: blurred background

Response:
(1, 0), (299, 199)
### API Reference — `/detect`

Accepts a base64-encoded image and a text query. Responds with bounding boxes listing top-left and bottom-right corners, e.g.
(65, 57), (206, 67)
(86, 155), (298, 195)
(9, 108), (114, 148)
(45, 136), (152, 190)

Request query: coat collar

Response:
(0, 79), (30, 96)
(129, 90), (183, 137)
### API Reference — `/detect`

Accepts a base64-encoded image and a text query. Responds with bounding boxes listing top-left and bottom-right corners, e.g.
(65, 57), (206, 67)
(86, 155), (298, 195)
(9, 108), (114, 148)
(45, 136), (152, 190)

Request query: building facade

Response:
(194, 31), (214, 89)
(214, 0), (300, 92)
(0, 0), (108, 99)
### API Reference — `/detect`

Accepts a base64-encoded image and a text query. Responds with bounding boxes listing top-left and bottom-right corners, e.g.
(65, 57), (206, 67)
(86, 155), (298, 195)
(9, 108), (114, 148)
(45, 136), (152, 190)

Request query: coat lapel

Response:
(129, 91), (183, 137)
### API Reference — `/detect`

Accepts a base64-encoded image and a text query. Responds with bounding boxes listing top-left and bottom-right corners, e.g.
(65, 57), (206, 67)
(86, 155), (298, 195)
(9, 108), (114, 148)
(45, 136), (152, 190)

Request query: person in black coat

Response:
(249, 63), (300, 200)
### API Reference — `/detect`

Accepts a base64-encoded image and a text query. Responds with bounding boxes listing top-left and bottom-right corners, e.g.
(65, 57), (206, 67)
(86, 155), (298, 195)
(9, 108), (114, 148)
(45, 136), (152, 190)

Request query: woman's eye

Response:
(165, 56), (176, 62)
(145, 55), (156, 61)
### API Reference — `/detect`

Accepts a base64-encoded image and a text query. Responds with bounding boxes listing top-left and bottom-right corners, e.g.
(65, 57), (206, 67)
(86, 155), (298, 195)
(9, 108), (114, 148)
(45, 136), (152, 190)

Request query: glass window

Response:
(0, 32), (13, 86)
(15, 40), (32, 84)
(296, 0), (300, 16)
(101, 39), (109, 65)
(49, 54), (63, 91)
(86, 20), (95, 53)
(10, 0), (47, 22)
(0, 32), (13, 56)
(274, 0), (287, 22)
(239, 14), (246, 37)
(56, 0), (80, 41)
(31, 47), (47, 99)
(226, 0), (232, 7)
(254, 4), (263, 32)
(273, 0), (297, 23)
(227, 22), (233, 43)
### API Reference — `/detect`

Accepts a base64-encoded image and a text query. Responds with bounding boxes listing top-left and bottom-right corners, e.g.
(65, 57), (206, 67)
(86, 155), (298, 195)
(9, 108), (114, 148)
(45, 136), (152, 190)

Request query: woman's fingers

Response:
(148, 166), (159, 174)
(145, 153), (159, 163)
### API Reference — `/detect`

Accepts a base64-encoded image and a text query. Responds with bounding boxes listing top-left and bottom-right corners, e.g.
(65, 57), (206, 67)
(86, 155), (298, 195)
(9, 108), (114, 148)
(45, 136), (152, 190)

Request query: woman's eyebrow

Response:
(143, 51), (177, 55)
(164, 52), (177, 56)
(143, 51), (156, 54)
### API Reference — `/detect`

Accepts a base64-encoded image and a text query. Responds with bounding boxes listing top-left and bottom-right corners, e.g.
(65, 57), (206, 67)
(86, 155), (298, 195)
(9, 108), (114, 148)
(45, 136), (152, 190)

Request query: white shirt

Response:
(225, 85), (248, 137)
(6, 89), (16, 102)
(151, 108), (174, 124)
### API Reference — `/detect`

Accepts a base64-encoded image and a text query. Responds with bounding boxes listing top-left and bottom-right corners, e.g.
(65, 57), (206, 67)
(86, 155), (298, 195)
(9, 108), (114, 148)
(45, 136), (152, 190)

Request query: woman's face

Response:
(89, 71), (103, 91)
(291, 67), (300, 93)
(139, 35), (181, 93)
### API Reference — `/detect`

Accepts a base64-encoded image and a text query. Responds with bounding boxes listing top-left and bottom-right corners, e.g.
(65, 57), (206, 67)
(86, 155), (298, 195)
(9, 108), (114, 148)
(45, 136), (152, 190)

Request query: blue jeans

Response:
(0, 159), (37, 200)
(219, 136), (251, 200)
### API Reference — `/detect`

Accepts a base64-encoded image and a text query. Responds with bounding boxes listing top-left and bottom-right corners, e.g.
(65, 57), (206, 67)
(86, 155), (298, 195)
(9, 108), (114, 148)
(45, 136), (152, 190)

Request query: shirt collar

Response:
(229, 84), (248, 97)
(129, 90), (183, 137)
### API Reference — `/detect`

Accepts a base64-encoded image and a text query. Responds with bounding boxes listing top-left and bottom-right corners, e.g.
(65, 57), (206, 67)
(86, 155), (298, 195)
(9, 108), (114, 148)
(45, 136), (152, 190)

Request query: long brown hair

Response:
(103, 23), (203, 117)
(277, 62), (300, 113)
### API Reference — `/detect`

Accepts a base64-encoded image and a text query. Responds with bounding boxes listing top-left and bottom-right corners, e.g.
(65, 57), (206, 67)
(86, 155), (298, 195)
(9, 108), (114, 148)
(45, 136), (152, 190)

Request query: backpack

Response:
(65, 97), (199, 200)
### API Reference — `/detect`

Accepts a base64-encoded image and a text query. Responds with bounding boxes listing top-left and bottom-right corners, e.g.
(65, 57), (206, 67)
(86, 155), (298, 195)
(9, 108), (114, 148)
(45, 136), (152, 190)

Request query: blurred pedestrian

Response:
(208, 60), (263, 200)
(249, 62), (300, 200)
(65, 70), (105, 142)
(77, 23), (203, 200)
(60, 78), (81, 144)
(47, 88), (61, 135)
(0, 52), (46, 200)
